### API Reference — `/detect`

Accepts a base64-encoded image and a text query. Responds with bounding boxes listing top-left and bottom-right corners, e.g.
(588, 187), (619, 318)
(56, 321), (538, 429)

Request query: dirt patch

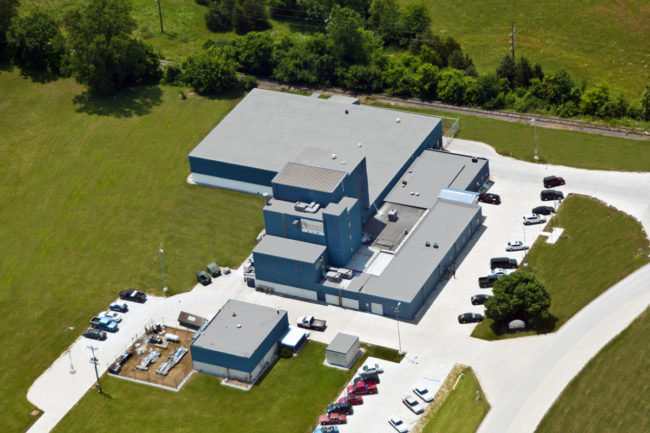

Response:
(109, 326), (195, 390)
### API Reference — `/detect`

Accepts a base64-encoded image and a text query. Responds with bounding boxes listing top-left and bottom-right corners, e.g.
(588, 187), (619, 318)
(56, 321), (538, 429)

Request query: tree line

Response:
(1, 0), (649, 122)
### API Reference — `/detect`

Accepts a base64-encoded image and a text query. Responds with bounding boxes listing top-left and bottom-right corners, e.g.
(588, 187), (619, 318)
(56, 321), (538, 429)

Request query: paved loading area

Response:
(27, 138), (650, 433)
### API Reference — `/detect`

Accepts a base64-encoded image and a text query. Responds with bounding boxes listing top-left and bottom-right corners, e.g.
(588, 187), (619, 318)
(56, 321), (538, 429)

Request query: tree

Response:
(436, 68), (467, 104)
(496, 53), (515, 85)
(327, 6), (378, 65)
(232, 0), (270, 34)
(0, 0), (20, 58)
(641, 83), (650, 121)
(7, 11), (65, 74)
(484, 271), (551, 327)
(475, 73), (502, 108)
(65, 0), (161, 95)
(234, 31), (274, 75)
(416, 62), (439, 100)
(182, 46), (240, 95)
(368, 0), (401, 44)
(399, 3), (431, 43)
(514, 56), (534, 88)
(206, 0), (235, 32)
(579, 82), (610, 116)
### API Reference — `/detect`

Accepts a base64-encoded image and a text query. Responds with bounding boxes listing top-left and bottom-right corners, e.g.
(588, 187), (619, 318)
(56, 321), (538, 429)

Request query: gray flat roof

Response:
(384, 150), (488, 209)
(253, 235), (326, 263)
(273, 162), (346, 193)
(192, 299), (287, 358)
(361, 199), (481, 301)
(327, 333), (359, 353)
(189, 89), (440, 205)
(264, 197), (357, 221)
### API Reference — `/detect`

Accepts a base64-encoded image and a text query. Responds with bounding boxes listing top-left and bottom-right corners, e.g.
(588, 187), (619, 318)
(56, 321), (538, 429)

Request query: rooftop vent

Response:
(341, 160), (347, 165)
(415, 192), (420, 196)
(345, 109), (349, 114)
(236, 324), (242, 328)
(331, 153), (337, 160)
(401, 179), (407, 187)
(357, 142), (362, 148)
(410, 191), (414, 195)
(472, 157), (478, 163)
(232, 312), (236, 317)
(433, 242), (439, 249)
(425, 241), (431, 247)
(396, 117), (401, 123)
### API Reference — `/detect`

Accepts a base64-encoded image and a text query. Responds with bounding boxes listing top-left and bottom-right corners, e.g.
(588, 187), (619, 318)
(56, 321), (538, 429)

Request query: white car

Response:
(489, 268), (515, 277)
(523, 214), (546, 225)
(388, 415), (408, 433)
(413, 384), (434, 402)
(99, 311), (122, 323)
(402, 394), (424, 414)
(359, 362), (383, 375)
(505, 240), (529, 252)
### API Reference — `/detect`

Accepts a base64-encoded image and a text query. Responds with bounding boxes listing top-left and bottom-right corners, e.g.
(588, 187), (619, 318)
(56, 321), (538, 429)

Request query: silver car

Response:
(402, 394), (424, 414)
(523, 214), (546, 225)
(388, 415), (408, 433)
(505, 240), (529, 251)
(413, 384), (434, 402)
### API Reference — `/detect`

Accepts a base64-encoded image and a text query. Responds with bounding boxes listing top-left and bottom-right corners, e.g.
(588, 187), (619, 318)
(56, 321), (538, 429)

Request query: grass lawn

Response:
(535, 307), (650, 433)
(54, 341), (355, 433)
(0, 69), (264, 432)
(472, 194), (649, 340)
(408, 0), (650, 100)
(420, 367), (490, 433)
(371, 102), (650, 172)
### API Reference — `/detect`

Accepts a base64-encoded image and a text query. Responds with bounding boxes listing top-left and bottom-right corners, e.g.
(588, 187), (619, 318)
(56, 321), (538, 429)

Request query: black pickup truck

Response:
(478, 274), (501, 288)
(119, 289), (147, 303)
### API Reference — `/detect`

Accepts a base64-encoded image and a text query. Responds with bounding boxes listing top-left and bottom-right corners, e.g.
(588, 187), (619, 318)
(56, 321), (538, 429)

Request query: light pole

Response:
(522, 224), (528, 268)
(65, 326), (76, 374)
(394, 302), (403, 355)
(155, 0), (164, 33)
(87, 346), (103, 393)
(532, 118), (539, 161)
(159, 248), (168, 294)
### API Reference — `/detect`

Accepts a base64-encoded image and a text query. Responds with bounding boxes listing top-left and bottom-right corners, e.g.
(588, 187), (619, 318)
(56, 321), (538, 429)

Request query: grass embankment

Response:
(535, 307), (650, 433)
(415, 0), (650, 100)
(472, 194), (649, 340)
(55, 341), (402, 432)
(418, 367), (490, 433)
(371, 102), (650, 172)
(0, 70), (264, 432)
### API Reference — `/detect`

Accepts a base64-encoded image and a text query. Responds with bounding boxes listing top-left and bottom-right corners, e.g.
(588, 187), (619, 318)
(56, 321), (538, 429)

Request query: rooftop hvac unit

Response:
(305, 202), (320, 213)
(326, 271), (342, 283)
(294, 202), (308, 212)
(388, 209), (398, 221)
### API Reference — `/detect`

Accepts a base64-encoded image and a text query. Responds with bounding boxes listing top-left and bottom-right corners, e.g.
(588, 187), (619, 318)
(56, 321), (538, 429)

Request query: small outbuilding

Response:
(326, 333), (361, 368)
(190, 299), (288, 384)
(177, 311), (208, 330)
(280, 327), (308, 354)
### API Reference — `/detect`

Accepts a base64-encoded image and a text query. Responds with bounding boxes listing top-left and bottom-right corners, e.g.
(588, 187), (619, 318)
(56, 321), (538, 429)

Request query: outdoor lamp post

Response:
(64, 326), (76, 374)
(159, 248), (168, 294)
(394, 302), (403, 355)
(532, 118), (539, 161)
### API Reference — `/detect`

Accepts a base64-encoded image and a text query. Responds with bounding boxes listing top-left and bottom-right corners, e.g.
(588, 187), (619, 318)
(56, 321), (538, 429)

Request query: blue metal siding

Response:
(254, 251), (325, 288)
(263, 208), (327, 245)
(189, 156), (277, 186)
(248, 314), (289, 367)
(348, 199), (363, 252)
(191, 344), (256, 372)
(323, 209), (352, 267)
(271, 182), (344, 206)
(342, 159), (370, 212)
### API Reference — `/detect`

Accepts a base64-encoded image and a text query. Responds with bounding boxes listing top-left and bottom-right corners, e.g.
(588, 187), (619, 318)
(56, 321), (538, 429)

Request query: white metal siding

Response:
(371, 303), (383, 315)
(256, 279), (318, 301)
(325, 294), (339, 305)
(326, 350), (348, 367)
(249, 342), (278, 384)
(342, 298), (359, 310)
(190, 173), (273, 196)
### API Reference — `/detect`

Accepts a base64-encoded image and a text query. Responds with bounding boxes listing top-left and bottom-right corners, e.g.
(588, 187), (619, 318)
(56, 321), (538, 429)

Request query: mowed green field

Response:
(372, 103), (650, 172)
(0, 70), (264, 432)
(411, 0), (650, 100)
(535, 307), (650, 433)
(53, 341), (353, 433)
(472, 194), (649, 340)
(421, 368), (490, 433)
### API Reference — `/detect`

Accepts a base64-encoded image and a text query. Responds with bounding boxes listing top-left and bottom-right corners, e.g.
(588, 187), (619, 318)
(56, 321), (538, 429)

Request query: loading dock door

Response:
(371, 303), (383, 315)
(342, 298), (359, 310)
(325, 294), (339, 305)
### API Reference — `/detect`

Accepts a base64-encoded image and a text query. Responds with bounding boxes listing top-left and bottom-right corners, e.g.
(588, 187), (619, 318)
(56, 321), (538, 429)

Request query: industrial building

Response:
(190, 300), (288, 384)
(188, 89), (491, 320)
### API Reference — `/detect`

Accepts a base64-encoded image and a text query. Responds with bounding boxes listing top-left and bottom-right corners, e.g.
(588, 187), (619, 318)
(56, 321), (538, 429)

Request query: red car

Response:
(339, 394), (363, 405)
(347, 381), (378, 395)
(319, 413), (347, 425)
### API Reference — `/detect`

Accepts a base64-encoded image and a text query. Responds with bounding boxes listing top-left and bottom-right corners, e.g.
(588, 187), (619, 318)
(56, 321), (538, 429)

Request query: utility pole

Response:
(394, 302), (403, 355)
(88, 346), (103, 394)
(532, 118), (539, 160)
(510, 21), (516, 60)
(159, 248), (168, 294)
(156, 0), (164, 33)
(65, 326), (76, 374)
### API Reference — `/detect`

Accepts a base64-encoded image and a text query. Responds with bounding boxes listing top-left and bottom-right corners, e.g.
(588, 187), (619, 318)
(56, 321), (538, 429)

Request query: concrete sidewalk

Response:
(26, 138), (650, 433)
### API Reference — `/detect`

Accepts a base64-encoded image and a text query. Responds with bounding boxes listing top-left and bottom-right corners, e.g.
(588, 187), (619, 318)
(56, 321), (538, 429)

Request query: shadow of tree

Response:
(489, 314), (559, 336)
(18, 67), (60, 84)
(73, 86), (164, 118)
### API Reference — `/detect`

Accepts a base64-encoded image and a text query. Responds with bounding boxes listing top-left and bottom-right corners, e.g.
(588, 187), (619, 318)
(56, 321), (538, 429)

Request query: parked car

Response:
(99, 311), (122, 323)
(388, 415), (409, 433)
(83, 328), (107, 341)
(543, 175), (566, 188)
(327, 402), (353, 415)
(313, 427), (339, 433)
(109, 302), (128, 313)
(206, 262), (221, 278)
(402, 394), (424, 414)
(505, 240), (529, 251)
(478, 192), (501, 205)
(347, 381), (378, 395)
(478, 274), (501, 288)
(354, 372), (379, 384)
(338, 394), (363, 405)
(119, 289), (147, 303)
(89, 316), (118, 332)
(319, 413), (346, 425)
(490, 257), (518, 269)
(360, 362), (383, 374)
(490, 267), (515, 277)
(458, 313), (484, 324)
(413, 384), (434, 402)
(523, 214), (547, 225)
(297, 316), (327, 331)
(471, 294), (492, 305)
(541, 189), (564, 201)
(196, 270), (212, 286)
(532, 205), (555, 215)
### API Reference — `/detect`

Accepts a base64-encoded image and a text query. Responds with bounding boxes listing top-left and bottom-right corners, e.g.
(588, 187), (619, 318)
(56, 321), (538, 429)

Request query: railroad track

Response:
(256, 79), (650, 141)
